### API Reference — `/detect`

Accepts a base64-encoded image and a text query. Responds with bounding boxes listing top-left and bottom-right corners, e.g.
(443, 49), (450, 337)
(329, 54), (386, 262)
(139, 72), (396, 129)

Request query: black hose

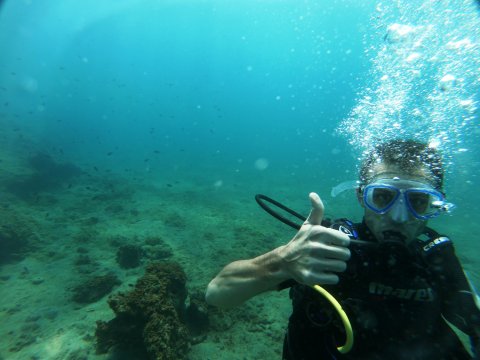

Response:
(255, 194), (306, 230)
(255, 194), (376, 248)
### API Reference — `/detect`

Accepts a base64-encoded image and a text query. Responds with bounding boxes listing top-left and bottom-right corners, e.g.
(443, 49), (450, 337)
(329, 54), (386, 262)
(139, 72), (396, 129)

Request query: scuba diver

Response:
(206, 139), (480, 359)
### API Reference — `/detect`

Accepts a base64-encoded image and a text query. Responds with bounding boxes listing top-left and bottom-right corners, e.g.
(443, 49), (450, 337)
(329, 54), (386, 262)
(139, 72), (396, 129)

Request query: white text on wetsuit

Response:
(369, 282), (434, 301)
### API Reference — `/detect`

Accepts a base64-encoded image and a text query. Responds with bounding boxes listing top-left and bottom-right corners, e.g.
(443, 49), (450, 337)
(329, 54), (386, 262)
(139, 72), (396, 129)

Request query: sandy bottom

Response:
(0, 143), (478, 360)
(0, 146), (301, 360)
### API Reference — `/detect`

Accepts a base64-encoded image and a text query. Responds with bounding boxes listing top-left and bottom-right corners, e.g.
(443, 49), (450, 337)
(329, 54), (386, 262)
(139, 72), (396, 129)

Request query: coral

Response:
(72, 273), (120, 304)
(95, 262), (190, 360)
(112, 236), (173, 265)
(116, 244), (143, 269)
(143, 236), (173, 261)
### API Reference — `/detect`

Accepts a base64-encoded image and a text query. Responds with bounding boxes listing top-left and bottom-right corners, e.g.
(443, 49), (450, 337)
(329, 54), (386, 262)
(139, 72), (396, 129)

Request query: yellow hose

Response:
(312, 285), (354, 354)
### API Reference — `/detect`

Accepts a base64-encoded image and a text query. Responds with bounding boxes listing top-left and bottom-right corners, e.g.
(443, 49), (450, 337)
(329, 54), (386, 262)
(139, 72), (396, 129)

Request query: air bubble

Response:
(254, 158), (269, 171)
(439, 74), (456, 91)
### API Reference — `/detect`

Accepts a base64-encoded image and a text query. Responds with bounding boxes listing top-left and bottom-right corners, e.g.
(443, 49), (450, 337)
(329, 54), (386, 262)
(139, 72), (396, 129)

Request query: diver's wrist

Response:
(252, 246), (291, 289)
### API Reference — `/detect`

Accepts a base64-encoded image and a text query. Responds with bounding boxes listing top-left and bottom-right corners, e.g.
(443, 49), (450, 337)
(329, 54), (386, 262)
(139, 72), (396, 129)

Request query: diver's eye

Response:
(407, 192), (430, 214)
(372, 188), (396, 208)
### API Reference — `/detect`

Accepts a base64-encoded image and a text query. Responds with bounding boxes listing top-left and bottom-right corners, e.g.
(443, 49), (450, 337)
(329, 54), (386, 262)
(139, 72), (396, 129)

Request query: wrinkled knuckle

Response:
(302, 269), (318, 286)
(300, 268), (311, 282)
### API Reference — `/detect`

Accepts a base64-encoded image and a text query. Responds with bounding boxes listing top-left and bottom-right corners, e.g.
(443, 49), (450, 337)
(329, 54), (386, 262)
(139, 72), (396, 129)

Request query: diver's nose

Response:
(388, 196), (410, 223)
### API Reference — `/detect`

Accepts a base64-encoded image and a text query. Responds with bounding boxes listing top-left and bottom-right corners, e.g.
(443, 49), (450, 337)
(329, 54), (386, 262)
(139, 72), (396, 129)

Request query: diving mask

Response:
(361, 177), (455, 221)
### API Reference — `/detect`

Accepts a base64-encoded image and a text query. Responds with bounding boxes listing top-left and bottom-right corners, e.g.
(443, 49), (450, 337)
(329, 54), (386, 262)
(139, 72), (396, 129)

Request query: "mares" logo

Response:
(369, 282), (434, 301)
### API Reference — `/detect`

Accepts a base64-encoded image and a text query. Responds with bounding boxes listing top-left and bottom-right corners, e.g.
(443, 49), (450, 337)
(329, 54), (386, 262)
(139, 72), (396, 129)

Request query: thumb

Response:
(305, 192), (324, 226)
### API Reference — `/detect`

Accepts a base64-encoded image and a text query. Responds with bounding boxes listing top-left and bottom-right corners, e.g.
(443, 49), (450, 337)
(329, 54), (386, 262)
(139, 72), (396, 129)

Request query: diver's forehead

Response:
(369, 163), (435, 183)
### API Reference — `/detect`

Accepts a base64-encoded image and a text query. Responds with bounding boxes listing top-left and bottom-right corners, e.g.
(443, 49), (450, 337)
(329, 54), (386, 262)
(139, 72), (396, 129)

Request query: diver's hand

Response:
(277, 192), (351, 286)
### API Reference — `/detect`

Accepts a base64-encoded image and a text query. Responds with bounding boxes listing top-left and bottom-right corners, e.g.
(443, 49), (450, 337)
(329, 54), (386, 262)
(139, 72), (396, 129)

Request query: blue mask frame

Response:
(361, 179), (453, 220)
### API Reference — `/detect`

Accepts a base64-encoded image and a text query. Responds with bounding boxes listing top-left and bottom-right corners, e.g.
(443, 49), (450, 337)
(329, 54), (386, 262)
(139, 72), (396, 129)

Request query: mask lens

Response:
(406, 190), (443, 217)
(365, 186), (398, 212)
(364, 179), (449, 219)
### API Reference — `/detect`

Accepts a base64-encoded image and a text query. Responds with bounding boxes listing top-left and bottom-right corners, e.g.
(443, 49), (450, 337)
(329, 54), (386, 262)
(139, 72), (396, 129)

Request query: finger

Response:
(310, 243), (351, 261)
(309, 258), (348, 273)
(307, 226), (351, 247)
(315, 273), (340, 285)
(305, 192), (324, 226)
(301, 269), (339, 286)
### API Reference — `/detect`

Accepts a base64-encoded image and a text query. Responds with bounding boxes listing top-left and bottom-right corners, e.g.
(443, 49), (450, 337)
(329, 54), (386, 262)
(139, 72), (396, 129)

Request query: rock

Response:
(116, 244), (143, 269)
(72, 273), (120, 304)
(95, 262), (190, 360)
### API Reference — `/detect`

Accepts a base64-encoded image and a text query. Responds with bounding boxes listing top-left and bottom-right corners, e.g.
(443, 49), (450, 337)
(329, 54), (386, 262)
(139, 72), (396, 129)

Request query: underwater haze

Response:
(0, 0), (479, 359)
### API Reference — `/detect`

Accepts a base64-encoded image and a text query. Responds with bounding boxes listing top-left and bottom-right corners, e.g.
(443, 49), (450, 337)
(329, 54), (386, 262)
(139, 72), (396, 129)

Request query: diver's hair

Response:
(359, 139), (444, 190)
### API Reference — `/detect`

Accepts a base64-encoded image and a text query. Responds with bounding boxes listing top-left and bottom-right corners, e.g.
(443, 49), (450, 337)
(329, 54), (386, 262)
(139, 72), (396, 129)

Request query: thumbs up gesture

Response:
(278, 192), (351, 286)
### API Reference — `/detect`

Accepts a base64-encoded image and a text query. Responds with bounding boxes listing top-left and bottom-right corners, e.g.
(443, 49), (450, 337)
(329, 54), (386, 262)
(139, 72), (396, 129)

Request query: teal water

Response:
(0, 1), (479, 359)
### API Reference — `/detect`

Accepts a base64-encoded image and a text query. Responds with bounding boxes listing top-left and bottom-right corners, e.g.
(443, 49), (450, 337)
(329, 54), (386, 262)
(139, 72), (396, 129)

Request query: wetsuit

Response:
(281, 220), (480, 360)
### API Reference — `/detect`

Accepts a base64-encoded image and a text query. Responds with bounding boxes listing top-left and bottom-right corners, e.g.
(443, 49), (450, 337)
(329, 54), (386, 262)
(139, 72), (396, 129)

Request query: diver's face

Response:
(358, 163), (435, 244)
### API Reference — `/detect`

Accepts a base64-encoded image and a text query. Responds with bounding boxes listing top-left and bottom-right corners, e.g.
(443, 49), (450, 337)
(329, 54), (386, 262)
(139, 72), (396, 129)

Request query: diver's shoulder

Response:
(415, 228), (457, 260)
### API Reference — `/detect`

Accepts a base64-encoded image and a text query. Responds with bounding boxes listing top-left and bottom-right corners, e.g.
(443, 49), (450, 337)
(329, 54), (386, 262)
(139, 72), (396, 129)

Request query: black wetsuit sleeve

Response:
(435, 243), (480, 357)
(472, 329), (480, 360)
